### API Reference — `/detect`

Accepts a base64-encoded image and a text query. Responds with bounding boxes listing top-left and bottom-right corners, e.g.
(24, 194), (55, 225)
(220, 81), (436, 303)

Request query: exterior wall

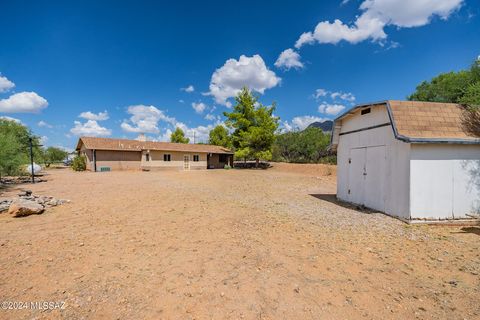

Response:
(95, 150), (142, 171)
(80, 145), (94, 171)
(410, 144), (480, 219)
(142, 150), (208, 170)
(337, 104), (411, 219)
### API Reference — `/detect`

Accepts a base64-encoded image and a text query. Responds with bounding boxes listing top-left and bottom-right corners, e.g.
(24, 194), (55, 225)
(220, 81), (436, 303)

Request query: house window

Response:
(145, 153), (150, 161)
(163, 154), (171, 161)
(193, 155), (199, 162)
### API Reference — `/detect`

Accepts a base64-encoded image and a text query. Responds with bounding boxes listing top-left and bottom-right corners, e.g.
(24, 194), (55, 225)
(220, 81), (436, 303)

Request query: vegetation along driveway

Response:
(0, 163), (479, 320)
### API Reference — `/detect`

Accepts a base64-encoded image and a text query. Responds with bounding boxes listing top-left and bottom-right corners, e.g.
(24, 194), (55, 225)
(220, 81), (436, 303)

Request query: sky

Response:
(0, 0), (479, 150)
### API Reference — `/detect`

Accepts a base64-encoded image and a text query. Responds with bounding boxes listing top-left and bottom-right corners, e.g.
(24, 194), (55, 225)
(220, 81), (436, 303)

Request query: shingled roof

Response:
(76, 137), (233, 154)
(331, 100), (480, 150)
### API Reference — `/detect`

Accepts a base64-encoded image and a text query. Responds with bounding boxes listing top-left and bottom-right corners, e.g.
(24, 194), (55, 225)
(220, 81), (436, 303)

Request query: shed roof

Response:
(76, 137), (234, 154)
(330, 100), (480, 150)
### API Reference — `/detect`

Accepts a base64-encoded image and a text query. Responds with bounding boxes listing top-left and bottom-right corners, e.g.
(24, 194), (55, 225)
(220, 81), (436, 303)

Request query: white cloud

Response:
(79, 110), (109, 121)
(121, 105), (176, 134)
(37, 120), (53, 128)
(295, 0), (463, 47)
(314, 88), (328, 99)
(70, 120), (112, 137)
(0, 75), (15, 93)
(208, 54), (281, 106)
(274, 48), (304, 70)
(318, 103), (346, 115)
(330, 91), (356, 102)
(295, 32), (316, 48)
(191, 102), (207, 114)
(0, 116), (22, 124)
(204, 113), (219, 121)
(181, 85), (195, 93)
(39, 135), (48, 145)
(314, 88), (356, 103)
(283, 116), (330, 131)
(0, 91), (48, 113)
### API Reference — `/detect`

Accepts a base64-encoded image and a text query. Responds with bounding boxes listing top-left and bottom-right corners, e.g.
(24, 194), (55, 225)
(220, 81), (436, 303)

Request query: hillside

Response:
(307, 120), (333, 132)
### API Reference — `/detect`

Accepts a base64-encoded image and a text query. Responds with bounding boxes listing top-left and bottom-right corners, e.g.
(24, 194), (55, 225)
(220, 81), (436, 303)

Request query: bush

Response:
(224, 164), (232, 170)
(71, 155), (86, 171)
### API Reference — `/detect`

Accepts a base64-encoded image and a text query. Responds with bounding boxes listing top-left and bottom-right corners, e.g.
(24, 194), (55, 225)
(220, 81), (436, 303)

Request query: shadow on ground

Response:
(453, 226), (480, 236)
(309, 193), (380, 214)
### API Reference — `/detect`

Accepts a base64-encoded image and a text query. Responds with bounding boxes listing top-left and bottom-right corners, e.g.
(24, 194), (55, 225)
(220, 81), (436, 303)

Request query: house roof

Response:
(330, 100), (480, 150)
(76, 137), (234, 154)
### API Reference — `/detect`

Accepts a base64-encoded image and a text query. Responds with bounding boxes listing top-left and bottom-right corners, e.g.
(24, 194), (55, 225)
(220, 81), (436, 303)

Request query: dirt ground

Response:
(0, 163), (479, 320)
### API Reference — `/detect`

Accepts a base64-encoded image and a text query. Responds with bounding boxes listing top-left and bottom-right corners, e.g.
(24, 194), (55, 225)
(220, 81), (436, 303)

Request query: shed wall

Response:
(410, 144), (480, 219)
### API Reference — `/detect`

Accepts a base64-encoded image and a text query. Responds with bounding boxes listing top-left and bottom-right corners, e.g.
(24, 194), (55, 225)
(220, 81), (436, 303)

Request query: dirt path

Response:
(0, 165), (479, 319)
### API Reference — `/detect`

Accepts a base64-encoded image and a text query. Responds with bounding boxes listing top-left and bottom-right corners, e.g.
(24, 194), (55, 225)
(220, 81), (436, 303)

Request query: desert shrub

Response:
(71, 155), (86, 171)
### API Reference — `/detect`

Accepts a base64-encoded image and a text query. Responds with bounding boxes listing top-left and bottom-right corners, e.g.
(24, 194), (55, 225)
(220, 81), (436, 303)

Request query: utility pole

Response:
(193, 131), (196, 144)
(29, 137), (35, 183)
(28, 137), (43, 184)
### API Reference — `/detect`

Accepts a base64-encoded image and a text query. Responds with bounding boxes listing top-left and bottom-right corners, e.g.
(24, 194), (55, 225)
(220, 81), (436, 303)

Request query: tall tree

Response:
(0, 119), (42, 178)
(170, 127), (190, 144)
(224, 87), (279, 167)
(208, 125), (232, 148)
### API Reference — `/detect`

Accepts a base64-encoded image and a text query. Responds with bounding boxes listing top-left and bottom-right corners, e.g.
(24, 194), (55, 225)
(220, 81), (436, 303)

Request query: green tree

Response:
(208, 125), (232, 148)
(408, 71), (474, 103)
(42, 147), (68, 167)
(170, 127), (190, 144)
(224, 87), (279, 167)
(0, 119), (42, 178)
(408, 57), (480, 137)
(273, 127), (332, 163)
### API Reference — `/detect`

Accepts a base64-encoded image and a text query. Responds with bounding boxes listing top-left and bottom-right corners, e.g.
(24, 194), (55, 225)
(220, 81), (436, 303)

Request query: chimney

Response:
(136, 133), (147, 141)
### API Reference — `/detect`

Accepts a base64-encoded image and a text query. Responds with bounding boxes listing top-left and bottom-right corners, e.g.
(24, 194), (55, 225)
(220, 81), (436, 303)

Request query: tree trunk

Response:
(255, 158), (259, 168)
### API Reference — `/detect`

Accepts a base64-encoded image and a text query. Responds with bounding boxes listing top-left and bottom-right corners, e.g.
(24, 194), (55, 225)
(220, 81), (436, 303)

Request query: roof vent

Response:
(361, 108), (371, 115)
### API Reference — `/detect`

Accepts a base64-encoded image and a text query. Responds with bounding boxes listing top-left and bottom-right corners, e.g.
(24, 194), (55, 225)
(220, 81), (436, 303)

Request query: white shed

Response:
(330, 100), (480, 222)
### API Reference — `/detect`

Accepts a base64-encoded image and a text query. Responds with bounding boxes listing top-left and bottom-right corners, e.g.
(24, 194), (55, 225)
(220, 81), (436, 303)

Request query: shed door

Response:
(364, 146), (386, 212)
(348, 146), (386, 211)
(348, 148), (366, 205)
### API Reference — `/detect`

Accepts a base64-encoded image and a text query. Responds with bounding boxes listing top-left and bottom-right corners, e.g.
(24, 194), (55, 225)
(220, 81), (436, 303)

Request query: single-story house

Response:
(75, 136), (234, 171)
(330, 100), (480, 222)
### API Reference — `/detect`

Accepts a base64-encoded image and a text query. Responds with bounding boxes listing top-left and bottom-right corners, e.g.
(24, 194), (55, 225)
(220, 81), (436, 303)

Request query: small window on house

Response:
(145, 153), (150, 161)
(163, 154), (171, 161)
(361, 108), (371, 115)
(193, 155), (199, 162)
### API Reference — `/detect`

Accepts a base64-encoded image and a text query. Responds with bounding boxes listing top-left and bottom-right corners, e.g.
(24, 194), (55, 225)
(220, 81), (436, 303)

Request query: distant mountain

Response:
(307, 120), (333, 132)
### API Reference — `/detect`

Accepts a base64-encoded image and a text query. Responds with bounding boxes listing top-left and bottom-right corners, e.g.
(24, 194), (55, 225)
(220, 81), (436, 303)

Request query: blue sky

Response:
(0, 0), (478, 149)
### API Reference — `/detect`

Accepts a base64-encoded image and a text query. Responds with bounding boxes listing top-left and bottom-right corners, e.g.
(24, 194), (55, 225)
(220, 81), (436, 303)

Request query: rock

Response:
(18, 190), (32, 197)
(8, 199), (45, 217)
(0, 200), (12, 213)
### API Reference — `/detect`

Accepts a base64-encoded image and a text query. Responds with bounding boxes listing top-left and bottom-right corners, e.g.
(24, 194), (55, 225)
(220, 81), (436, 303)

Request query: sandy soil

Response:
(0, 164), (479, 320)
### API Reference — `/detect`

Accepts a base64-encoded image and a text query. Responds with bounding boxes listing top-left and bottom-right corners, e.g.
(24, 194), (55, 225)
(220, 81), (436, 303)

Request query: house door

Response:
(183, 155), (190, 170)
(364, 146), (386, 212)
(348, 148), (366, 205)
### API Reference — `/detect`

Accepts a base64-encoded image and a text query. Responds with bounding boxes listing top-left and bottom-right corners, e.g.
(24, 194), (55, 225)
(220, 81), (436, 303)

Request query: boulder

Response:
(0, 202), (10, 213)
(8, 199), (45, 217)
